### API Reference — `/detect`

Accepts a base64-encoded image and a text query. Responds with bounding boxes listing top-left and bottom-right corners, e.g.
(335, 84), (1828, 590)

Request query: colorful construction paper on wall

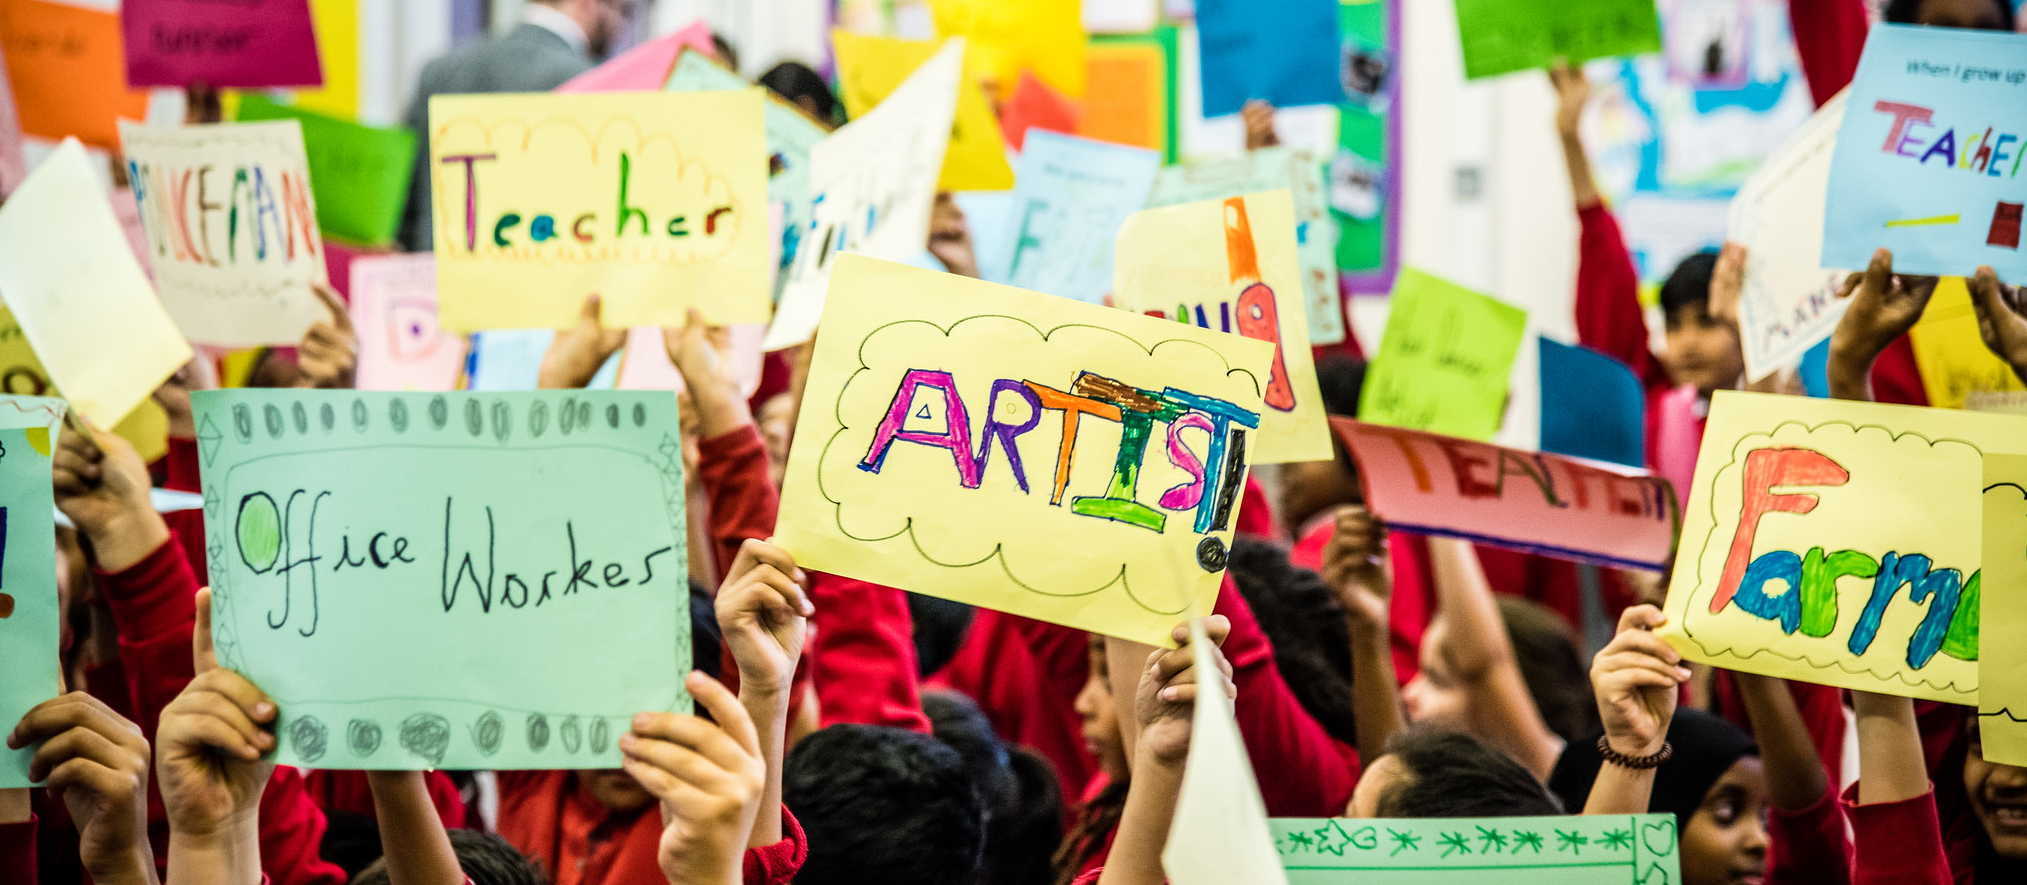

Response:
(1079, 37), (1170, 159)
(0, 139), (191, 428)
(121, 0), (323, 88)
(0, 39), (26, 197)
(1270, 815), (1681, 884)
(0, 305), (169, 462)
(556, 21), (712, 93)
(192, 389), (690, 769)
(1163, 617), (1289, 885)
(122, 119), (332, 347)
(1909, 276), (2027, 410)
(992, 130), (1160, 304)
(1113, 191), (1331, 464)
(235, 94), (416, 247)
(1731, 92), (1850, 381)
(0, 0), (150, 150)
(832, 30), (1011, 192)
(1823, 25), (2027, 278)
(1452, 0), (1663, 80)
(1658, 391), (2026, 704)
(928, 0), (1085, 101)
(0, 423), (59, 788)
(763, 42), (959, 351)
(1335, 417), (1676, 570)
(349, 254), (464, 391)
(1145, 148), (1345, 345)
(1538, 337), (1645, 469)
(1000, 71), (1078, 152)
(1334, 0), (1402, 295)
(774, 254), (1274, 646)
(283, 0), (355, 118)
(1979, 454), (2027, 766)
(427, 91), (770, 332)
(1193, 0), (1341, 117)
(1358, 269), (1526, 442)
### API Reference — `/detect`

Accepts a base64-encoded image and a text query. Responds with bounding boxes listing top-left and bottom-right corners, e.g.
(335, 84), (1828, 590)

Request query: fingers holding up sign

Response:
(625, 672), (767, 885)
(297, 284), (358, 390)
(158, 590), (276, 885)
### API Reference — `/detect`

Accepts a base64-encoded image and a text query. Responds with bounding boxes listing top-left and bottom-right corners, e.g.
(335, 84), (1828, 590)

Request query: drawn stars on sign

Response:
(1476, 826), (1510, 854)
(1387, 828), (1422, 856)
(1285, 831), (1315, 853)
(1314, 820), (1358, 856)
(1601, 828), (1635, 852)
(1438, 831), (1473, 858)
(1512, 830), (1546, 854)
(1556, 829), (1591, 854)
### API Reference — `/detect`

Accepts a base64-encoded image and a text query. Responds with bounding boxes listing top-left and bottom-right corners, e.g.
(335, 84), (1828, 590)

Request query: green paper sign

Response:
(192, 389), (690, 771)
(1273, 815), (1680, 883)
(1452, 0), (1662, 80)
(1359, 268), (1527, 442)
(235, 94), (416, 246)
(0, 420), (61, 788)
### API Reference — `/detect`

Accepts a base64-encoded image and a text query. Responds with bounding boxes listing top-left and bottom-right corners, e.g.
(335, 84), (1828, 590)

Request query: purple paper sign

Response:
(122, 0), (324, 89)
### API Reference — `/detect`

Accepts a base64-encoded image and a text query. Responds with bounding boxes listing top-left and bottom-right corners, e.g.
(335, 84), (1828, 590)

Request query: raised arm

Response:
(1425, 537), (1565, 779)
(1318, 507), (1405, 764)
(365, 771), (464, 885)
(10, 693), (157, 885)
(1555, 64), (1669, 390)
(714, 540), (813, 848)
(1788, 0), (1870, 107)
(1827, 249), (1938, 402)
(1732, 673), (1852, 885)
(667, 310), (782, 582)
(159, 592), (276, 885)
(1847, 692), (1951, 885)
(538, 295), (627, 390)
(1097, 617), (1234, 885)
(1583, 605), (1687, 814)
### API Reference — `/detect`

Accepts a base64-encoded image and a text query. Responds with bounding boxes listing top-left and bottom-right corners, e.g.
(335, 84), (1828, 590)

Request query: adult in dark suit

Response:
(399, 0), (632, 250)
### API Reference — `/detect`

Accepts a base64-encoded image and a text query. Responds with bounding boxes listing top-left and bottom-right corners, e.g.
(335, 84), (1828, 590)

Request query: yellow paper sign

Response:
(832, 31), (1012, 192)
(775, 253), (1275, 645)
(1659, 391), (2025, 704)
(1979, 454), (2027, 765)
(0, 306), (168, 462)
(427, 91), (771, 332)
(1112, 191), (1331, 464)
(1909, 276), (2027, 411)
(929, 0), (1086, 101)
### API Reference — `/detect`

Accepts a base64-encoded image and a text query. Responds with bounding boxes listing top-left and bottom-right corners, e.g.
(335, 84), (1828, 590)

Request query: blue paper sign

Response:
(1538, 338), (1644, 468)
(0, 425), (60, 787)
(1195, 0), (1344, 118)
(1823, 25), (2027, 278)
(990, 130), (1162, 304)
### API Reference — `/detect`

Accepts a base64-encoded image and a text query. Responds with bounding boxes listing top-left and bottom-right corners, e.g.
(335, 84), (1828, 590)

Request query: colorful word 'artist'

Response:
(776, 255), (1275, 646)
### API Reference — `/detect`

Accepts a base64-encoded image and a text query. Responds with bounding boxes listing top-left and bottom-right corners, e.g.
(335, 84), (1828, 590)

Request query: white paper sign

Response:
(1730, 91), (1851, 381)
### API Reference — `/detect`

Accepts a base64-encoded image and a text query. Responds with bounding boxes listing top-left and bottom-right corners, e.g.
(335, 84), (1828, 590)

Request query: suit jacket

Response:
(399, 23), (595, 250)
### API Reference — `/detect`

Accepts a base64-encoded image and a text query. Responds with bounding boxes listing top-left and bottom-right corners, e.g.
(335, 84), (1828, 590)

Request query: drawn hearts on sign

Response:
(1641, 818), (1677, 856)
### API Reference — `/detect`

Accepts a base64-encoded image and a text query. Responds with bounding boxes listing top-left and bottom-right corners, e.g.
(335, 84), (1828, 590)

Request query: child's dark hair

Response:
(1225, 536), (1359, 745)
(784, 724), (988, 885)
(759, 61), (841, 125)
(1053, 779), (1127, 885)
(1375, 730), (1566, 818)
(1497, 596), (1601, 747)
(922, 689), (1065, 885)
(1884, 0), (2015, 28)
(349, 829), (548, 885)
(1660, 251), (1719, 320)
(910, 594), (976, 677)
(1548, 709), (1758, 827)
(1315, 353), (1368, 418)
(690, 582), (723, 680)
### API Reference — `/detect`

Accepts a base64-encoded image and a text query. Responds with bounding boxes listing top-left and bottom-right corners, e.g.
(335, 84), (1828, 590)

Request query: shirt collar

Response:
(523, 3), (589, 55)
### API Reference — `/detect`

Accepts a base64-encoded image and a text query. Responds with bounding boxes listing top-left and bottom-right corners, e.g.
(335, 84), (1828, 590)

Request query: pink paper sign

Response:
(349, 254), (466, 392)
(1333, 416), (1681, 571)
(614, 324), (765, 399)
(556, 22), (712, 94)
(121, 0), (324, 89)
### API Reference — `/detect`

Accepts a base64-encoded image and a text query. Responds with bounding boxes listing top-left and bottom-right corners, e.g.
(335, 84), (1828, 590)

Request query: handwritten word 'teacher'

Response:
(439, 153), (736, 252)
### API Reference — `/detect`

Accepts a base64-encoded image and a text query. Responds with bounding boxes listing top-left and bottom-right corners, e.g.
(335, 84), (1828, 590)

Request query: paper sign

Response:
(1146, 149), (1346, 346)
(286, 0), (356, 119)
(1194, 0), (1342, 118)
(428, 91), (771, 332)
(235, 94), (416, 247)
(1452, 0), (1663, 81)
(614, 325), (766, 400)
(1979, 455), (2027, 766)
(992, 130), (1160, 303)
(0, 0), (149, 150)
(192, 389), (690, 769)
(928, 0), (1085, 102)
(1657, 391), (2026, 704)
(1270, 815), (1681, 884)
(121, 120), (331, 347)
(762, 43), (960, 351)
(1822, 26), (2027, 279)
(1909, 276), (2027, 410)
(1163, 618), (1289, 885)
(775, 254), (1274, 646)
(555, 22), (712, 94)
(121, 0), (322, 88)
(1538, 337), (1645, 469)
(1079, 38), (1171, 157)
(0, 305), (170, 462)
(832, 30), (1011, 192)
(1001, 70), (1079, 152)
(1732, 92), (1852, 381)
(0, 424), (59, 788)
(1336, 417), (1677, 570)
(0, 39), (26, 197)
(350, 254), (464, 392)
(1114, 191), (1332, 464)
(0, 139), (192, 427)
(1358, 269), (1527, 443)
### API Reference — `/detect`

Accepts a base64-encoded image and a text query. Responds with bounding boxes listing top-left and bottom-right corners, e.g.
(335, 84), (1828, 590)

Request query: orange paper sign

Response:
(1333, 416), (1680, 571)
(0, 0), (149, 150)
(1078, 41), (1165, 153)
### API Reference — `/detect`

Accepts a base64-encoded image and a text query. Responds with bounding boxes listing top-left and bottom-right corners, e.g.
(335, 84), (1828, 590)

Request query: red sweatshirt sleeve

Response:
(698, 424), (781, 583)
(258, 766), (347, 885)
(1213, 576), (1360, 817)
(743, 805), (808, 885)
(0, 817), (33, 885)
(1574, 205), (1672, 393)
(1843, 784), (1952, 885)
(164, 435), (202, 493)
(807, 572), (930, 734)
(1765, 786), (1852, 885)
(94, 534), (201, 740)
(1788, 0), (1870, 108)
